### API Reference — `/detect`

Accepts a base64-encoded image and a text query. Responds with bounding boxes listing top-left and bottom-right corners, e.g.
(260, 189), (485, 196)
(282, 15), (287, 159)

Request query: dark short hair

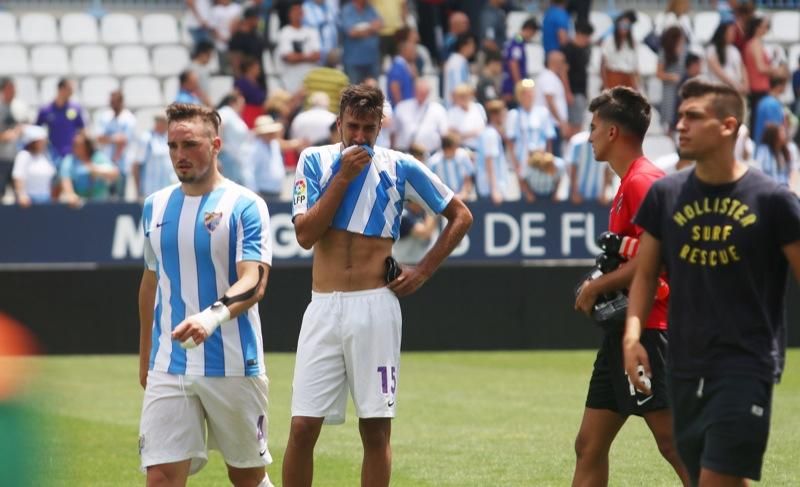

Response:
(178, 69), (194, 86)
(588, 86), (651, 140)
(441, 133), (459, 149)
(455, 33), (475, 52)
(769, 72), (788, 89)
(685, 52), (701, 68)
(484, 50), (503, 64)
(57, 77), (72, 90)
(522, 17), (539, 32)
(574, 21), (594, 36)
(0, 77), (12, 90)
(166, 103), (222, 135)
(678, 78), (745, 128)
(339, 84), (384, 121)
(192, 40), (215, 58)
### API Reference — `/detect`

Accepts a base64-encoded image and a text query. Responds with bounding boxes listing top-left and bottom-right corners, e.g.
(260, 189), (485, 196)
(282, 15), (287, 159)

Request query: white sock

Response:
(257, 473), (274, 487)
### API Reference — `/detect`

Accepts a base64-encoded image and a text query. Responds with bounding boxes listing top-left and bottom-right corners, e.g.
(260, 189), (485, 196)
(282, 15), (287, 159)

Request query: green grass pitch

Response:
(13, 350), (800, 486)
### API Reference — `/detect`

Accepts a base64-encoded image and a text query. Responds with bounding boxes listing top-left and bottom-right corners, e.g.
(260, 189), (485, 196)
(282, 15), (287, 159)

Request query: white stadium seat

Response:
(765, 12), (800, 44)
(81, 76), (120, 109)
(141, 13), (181, 46)
(60, 12), (99, 45)
(506, 11), (531, 37)
(632, 11), (652, 43)
(525, 43), (545, 76)
(123, 76), (163, 108)
(14, 76), (39, 108)
(40, 76), (81, 106)
(19, 13), (58, 44)
(134, 106), (166, 134)
(646, 76), (663, 106)
(209, 75), (234, 106)
(162, 76), (179, 102)
(0, 45), (28, 75)
(72, 45), (111, 76)
(693, 12), (720, 45)
(30, 45), (70, 77)
(643, 134), (677, 160)
(112, 45), (152, 76)
(101, 13), (140, 45)
(151, 45), (190, 77)
(0, 12), (19, 43)
(636, 44), (658, 76)
(589, 11), (612, 43)
(789, 43), (800, 72)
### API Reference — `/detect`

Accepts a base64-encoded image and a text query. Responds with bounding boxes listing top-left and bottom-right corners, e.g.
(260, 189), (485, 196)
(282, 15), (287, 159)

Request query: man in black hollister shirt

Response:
(622, 78), (800, 485)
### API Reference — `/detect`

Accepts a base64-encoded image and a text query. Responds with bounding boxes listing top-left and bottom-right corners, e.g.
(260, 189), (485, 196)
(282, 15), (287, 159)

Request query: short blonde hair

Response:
(514, 78), (535, 99)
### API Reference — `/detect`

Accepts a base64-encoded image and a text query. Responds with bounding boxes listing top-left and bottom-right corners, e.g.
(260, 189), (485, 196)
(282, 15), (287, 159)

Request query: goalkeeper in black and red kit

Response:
(571, 87), (689, 486)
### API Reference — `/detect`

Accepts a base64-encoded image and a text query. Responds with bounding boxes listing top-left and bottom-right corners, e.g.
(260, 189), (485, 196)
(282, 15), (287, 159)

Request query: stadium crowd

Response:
(1, 0), (799, 209)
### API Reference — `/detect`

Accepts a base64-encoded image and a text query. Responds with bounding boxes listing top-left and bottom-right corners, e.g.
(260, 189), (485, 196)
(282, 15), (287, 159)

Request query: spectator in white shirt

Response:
(208, 0), (243, 71)
(278, 3), (322, 94)
(506, 79), (556, 181)
(447, 84), (486, 150)
(290, 91), (337, 145)
(392, 78), (449, 153)
(133, 113), (176, 200)
(217, 92), (251, 185)
(601, 14), (639, 90)
(12, 125), (55, 206)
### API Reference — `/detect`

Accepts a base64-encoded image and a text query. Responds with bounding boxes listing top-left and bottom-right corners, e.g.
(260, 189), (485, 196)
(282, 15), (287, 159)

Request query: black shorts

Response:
(585, 329), (669, 416)
(668, 374), (773, 482)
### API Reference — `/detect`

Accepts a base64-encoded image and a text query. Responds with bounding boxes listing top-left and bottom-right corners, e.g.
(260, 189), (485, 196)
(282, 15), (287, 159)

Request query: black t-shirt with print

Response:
(635, 168), (800, 382)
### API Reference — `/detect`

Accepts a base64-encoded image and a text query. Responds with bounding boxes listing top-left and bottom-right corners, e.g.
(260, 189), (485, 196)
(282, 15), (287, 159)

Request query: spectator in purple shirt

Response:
(502, 18), (539, 105)
(235, 58), (267, 128)
(35, 78), (85, 167)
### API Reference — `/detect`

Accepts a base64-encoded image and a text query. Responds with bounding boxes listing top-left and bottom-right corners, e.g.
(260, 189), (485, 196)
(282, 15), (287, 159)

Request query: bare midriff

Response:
(311, 228), (393, 292)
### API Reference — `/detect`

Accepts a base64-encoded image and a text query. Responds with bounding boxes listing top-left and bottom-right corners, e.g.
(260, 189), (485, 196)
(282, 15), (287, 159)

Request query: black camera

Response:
(575, 232), (630, 330)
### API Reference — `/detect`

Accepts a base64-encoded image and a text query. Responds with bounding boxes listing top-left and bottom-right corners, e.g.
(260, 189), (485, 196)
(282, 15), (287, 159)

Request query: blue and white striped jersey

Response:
(443, 52), (470, 104)
(142, 179), (272, 377)
(505, 105), (556, 164)
(292, 144), (454, 240)
(475, 126), (509, 198)
(567, 131), (607, 200)
(427, 148), (475, 193)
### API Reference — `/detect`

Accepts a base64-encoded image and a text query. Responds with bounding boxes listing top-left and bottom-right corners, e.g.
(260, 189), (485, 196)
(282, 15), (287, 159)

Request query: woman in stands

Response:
(705, 20), (749, 95)
(59, 133), (119, 206)
(755, 122), (798, 189)
(656, 26), (687, 134)
(12, 125), (55, 207)
(743, 15), (780, 131)
(600, 13), (639, 90)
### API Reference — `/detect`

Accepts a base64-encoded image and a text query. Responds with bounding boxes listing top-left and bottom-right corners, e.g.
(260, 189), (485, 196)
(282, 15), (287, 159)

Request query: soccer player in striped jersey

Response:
(282, 84), (473, 487)
(572, 88), (689, 486)
(138, 103), (274, 487)
(567, 130), (613, 205)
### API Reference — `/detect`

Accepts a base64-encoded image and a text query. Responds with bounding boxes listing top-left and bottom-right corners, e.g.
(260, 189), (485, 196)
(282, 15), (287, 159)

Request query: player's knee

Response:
(359, 419), (391, 450)
(655, 435), (679, 461)
(574, 431), (603, 460)
(288, 417), (323, 447)
(146, 468), (174, 487)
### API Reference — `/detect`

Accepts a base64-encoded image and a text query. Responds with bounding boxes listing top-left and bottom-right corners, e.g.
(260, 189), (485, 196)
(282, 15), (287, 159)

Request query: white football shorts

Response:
(139, 371), (271, 474)
(291, 287), (402, 424)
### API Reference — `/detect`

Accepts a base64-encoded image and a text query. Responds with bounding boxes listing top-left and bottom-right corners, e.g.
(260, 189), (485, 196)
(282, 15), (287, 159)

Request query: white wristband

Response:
(181, 301), (231, 349)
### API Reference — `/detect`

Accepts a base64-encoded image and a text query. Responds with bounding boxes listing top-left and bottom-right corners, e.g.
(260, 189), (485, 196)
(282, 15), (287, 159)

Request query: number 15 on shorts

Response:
(377, 366), (397, 394)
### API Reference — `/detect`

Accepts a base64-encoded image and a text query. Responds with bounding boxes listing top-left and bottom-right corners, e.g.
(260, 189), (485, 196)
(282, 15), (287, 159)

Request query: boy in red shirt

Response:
(572, 87), (689, 486)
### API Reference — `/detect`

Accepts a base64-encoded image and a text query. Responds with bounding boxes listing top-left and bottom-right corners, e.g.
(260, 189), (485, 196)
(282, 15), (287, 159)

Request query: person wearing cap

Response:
(12, 125), (55, 207)
(132, 112), (176, 200)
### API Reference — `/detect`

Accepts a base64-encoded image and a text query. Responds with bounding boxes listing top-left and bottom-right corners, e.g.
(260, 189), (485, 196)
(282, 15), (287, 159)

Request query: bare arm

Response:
(138, 269), (157, 388)
(294, 147), (371, 249)
(749, 41), (772, 75)
(171, 260), (270, 346)
(388, 197), (473, 296)
(783, 240), (800, 282)
(574, 253), (639, 314)
(622, 232), (662, 394)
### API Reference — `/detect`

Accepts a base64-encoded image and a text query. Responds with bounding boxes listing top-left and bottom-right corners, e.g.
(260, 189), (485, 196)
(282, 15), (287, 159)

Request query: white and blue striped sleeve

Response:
(458, 149), (475, 176)
(142, 195), (157, 271)
(505, 109), (519, 140)
(238, 197), (273, 266)
(399, 157), (454, 214)
(292, 148), (323, 219)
